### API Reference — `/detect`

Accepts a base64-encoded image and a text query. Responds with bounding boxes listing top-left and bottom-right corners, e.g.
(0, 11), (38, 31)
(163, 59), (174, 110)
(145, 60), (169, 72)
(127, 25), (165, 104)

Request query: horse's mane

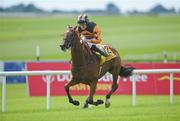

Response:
(81, 41), (92, 55)
(72, 26), (92, 56)
(71, 26), (97, 64)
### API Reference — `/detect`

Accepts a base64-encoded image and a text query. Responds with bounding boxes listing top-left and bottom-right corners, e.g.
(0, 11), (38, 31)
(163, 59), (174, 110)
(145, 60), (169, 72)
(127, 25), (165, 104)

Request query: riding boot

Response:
(91, 45), (108, 57)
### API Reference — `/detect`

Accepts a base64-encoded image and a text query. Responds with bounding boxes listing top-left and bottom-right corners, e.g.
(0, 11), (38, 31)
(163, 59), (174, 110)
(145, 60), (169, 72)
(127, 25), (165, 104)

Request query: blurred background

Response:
(0, 1), (180, 121)
(0, 0), (179, 62)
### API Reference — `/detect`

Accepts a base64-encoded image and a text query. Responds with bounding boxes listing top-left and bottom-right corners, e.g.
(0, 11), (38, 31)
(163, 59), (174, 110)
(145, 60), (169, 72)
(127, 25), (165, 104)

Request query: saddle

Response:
(95, 44), (117, 65)
(82, 42), (117, 65)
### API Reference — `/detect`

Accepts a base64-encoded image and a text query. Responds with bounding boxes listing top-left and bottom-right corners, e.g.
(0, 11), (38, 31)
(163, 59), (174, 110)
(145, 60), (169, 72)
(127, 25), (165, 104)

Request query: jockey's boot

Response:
(91, 45), (108, 57)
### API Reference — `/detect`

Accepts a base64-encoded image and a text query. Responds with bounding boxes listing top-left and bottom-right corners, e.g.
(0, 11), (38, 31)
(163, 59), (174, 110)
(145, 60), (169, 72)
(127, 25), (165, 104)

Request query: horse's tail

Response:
(119, 65), (135, 78)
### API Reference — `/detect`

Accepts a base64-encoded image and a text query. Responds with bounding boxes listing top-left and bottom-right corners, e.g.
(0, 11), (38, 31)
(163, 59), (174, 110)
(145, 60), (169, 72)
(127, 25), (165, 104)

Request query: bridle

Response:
(60, 29), (76, 51)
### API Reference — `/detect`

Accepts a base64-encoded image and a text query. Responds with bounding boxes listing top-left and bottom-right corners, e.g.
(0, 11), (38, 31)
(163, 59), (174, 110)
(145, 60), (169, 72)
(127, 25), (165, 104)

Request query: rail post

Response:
(170, 73), (174, 104)
(2, 76), (6, 112)
(132, 74), (136, 106)
(46, 75), (51, 111)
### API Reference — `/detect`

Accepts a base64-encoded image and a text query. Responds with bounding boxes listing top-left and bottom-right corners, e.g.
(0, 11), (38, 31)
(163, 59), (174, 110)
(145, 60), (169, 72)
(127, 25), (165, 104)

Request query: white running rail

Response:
(132, 69), (180, 106)
(0, 69), (180, 112)
(0, 71), (70, 112)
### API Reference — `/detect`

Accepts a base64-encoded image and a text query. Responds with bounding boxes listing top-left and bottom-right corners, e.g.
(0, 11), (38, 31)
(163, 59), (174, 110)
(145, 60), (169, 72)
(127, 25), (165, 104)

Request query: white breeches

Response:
(81, 37), (96, 48)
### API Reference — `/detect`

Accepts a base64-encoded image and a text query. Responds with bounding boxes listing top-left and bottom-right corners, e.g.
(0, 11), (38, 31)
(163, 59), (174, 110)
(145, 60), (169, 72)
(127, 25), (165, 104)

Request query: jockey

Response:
(75, 14), (108, 57)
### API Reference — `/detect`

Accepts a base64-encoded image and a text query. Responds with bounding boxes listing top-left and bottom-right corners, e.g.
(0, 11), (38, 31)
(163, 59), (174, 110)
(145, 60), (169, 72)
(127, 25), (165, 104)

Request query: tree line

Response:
(0, 3), (178, 15)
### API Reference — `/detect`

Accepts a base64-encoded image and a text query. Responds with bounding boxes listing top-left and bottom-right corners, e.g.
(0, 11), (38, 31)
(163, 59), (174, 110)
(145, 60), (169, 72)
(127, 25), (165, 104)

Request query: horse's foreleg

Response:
(83, 96), (90, 108)
(83, 81), (104, 108)
(105, 71), (119, 108)
(88, 81), (97, 104)
(65, 80), (80, 106)
(83, 81), (96, 108)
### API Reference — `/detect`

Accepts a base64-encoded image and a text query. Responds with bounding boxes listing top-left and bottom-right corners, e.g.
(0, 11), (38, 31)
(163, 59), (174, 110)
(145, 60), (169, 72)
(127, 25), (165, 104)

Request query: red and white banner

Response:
(27, 62), (180, 96)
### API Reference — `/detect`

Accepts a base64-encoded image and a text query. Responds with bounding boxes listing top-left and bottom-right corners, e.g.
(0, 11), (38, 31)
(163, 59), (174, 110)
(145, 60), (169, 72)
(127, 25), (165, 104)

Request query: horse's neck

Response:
(71, 35), (87, 66)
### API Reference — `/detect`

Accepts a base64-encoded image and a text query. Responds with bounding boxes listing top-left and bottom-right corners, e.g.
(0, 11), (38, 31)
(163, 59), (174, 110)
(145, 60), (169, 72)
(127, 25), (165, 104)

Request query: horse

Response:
(60, 26), (134, 108)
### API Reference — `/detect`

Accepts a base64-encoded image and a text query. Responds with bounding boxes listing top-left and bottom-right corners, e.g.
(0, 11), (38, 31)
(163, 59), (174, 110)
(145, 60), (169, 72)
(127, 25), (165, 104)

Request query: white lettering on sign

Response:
(42, 75), (55, 83)
(41, 74), (148, 83)
(57, 74), (72, 82)
(129, 74), (148, 82)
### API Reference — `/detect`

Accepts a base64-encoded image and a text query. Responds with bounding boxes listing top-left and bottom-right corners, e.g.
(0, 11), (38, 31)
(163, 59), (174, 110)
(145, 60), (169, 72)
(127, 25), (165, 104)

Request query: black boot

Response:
(91, 45), (108, 57)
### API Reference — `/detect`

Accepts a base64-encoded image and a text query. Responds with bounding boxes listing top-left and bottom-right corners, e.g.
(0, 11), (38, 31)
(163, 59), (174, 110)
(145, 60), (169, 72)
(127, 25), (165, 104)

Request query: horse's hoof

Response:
(105, 99), (111, 108)
(83, 103), (88, 108)
(93, 99), (104, 106)
(97, 99), (104, 104)
(105, 102), (111, 108)
(73, 100), (80, 106)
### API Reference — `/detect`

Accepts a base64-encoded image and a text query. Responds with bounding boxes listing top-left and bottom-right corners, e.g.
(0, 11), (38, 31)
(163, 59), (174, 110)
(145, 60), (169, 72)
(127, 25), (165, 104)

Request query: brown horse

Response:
(60, 26), (134, 108)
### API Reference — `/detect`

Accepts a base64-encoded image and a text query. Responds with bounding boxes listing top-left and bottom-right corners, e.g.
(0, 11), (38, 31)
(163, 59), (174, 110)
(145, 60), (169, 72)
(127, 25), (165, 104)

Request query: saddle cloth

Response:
(96, 44), (117, 65)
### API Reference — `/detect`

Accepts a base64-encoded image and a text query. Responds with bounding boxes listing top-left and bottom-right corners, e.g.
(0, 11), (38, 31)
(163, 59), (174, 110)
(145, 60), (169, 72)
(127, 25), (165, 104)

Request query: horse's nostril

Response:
(60, 45), (66, 52)
(60, 45), (65, 49)
(60, 45), (63, 49)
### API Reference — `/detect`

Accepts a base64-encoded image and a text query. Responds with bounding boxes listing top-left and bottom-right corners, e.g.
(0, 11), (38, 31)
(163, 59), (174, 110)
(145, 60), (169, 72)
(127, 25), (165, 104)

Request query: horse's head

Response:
(60, 25), (77, 52)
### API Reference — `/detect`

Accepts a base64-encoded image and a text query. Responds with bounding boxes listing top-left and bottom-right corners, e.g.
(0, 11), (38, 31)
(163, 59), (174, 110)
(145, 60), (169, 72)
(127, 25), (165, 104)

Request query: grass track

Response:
(0, 84), (180, 121)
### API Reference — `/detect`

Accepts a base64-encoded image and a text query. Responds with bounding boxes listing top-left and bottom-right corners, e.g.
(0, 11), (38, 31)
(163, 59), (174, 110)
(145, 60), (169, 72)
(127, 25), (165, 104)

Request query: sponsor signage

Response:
(27, 62), (180, 96)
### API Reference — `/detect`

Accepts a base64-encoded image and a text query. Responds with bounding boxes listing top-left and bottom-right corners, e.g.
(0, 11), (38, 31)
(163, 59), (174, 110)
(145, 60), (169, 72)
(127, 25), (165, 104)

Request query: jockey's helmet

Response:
(77, 14), (89, 24)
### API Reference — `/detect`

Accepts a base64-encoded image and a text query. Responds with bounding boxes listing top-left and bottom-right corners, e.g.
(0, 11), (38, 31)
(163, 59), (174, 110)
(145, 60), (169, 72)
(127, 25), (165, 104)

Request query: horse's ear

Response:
(67, 25), (70, 29)
(67, 25), (73, 29)
(73, 26), (77, 30)
(67, 25), (75, 32)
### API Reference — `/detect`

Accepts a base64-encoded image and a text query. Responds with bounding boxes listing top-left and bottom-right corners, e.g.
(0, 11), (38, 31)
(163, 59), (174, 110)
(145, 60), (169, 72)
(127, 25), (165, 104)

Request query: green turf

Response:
(0, 15), (180, 61)
(0, 84), (180, 121)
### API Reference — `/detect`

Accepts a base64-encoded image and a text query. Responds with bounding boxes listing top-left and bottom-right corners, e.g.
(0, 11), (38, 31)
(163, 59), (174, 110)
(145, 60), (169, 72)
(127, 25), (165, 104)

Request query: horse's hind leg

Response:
(65, 79), (80, 106)
(105, 68), (119, 108)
